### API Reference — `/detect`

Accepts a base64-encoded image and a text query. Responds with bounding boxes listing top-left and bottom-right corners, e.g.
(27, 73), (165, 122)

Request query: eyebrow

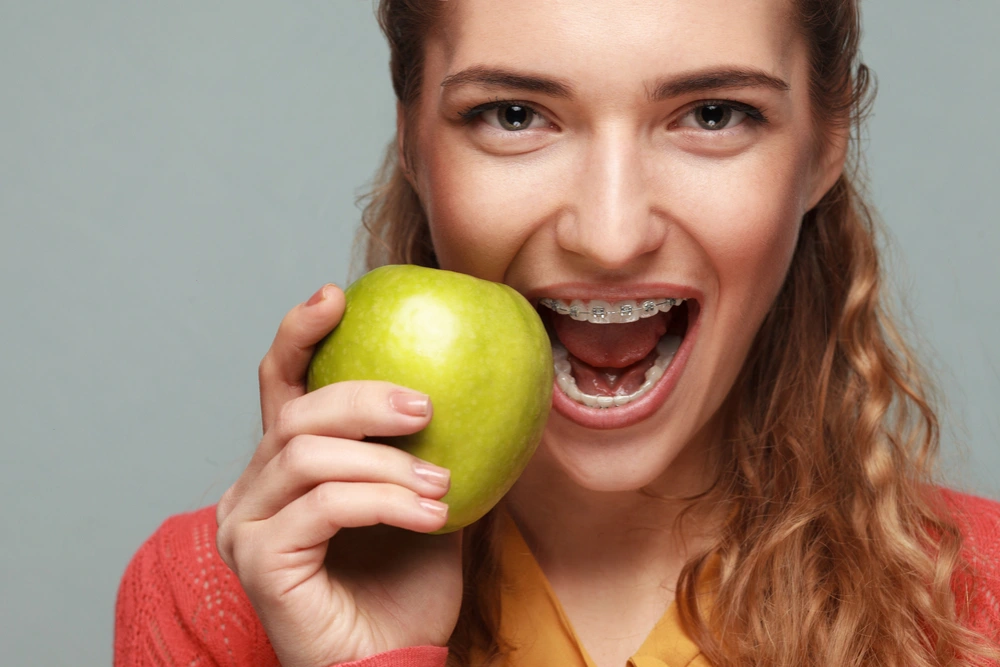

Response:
(439, 65), (790, 101)
(648, 67), (790, 100)
(440, 66), (573, 98)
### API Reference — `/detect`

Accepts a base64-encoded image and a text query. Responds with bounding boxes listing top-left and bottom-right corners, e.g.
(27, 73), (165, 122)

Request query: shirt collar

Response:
(495, 506), (712, 667)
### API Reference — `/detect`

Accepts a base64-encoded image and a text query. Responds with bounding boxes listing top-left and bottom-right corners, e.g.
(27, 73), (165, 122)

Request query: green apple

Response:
(306, 265), (553, 533)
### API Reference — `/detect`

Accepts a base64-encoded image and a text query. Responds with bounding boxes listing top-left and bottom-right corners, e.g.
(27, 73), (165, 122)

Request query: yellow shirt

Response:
(495, 508), (712, 667)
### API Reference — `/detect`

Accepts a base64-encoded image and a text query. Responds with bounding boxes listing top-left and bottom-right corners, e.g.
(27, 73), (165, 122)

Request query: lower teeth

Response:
(553, 335), (682, 409)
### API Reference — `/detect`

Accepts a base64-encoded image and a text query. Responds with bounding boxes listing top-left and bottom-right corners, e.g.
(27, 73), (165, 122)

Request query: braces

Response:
(538, 297), (683, 323)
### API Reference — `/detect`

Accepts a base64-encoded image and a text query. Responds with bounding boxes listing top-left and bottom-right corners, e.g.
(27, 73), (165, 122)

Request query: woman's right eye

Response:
(467, 102), (549, 132)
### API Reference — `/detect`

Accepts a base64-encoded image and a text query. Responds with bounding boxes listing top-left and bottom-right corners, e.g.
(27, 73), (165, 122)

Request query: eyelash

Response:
(683, 99), (770, 127)
(457, 98), (770, 129)
(458, 98), (532, 124)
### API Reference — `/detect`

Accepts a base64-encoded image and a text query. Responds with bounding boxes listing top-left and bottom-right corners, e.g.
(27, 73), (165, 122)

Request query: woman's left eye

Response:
(463, 102), (549, 132)
(676, 102), (765, 131)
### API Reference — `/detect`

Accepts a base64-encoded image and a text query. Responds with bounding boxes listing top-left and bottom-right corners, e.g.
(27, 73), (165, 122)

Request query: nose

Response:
(555, 128), (667, 271)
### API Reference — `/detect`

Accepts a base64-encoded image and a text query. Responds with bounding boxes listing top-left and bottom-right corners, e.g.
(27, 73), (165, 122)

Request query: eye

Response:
(462, 101), (549, 132)
(676, 101), (765, 132)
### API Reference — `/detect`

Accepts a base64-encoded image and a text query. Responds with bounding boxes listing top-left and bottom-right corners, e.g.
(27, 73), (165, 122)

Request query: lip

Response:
(529, 285), (702, 430)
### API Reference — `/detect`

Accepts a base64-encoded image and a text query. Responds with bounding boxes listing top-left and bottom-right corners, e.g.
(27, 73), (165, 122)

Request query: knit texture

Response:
(113, 506), (446, 667)
(942, 490), (1000, 644)
(115, 488), (1000, 666)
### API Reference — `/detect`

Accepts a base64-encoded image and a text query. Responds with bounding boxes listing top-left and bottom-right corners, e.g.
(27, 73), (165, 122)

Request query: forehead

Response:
(433, 0), (802, 97)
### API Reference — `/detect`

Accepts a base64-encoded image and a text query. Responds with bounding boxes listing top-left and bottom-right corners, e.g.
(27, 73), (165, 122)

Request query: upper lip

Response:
(522, 282), (704, 307)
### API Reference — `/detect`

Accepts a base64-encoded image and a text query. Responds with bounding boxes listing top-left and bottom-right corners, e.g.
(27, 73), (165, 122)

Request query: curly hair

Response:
(353, 1), (1000, 664)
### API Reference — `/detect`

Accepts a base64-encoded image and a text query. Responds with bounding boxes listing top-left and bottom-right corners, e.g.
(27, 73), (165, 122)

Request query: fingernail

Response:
(413, 461), (450, 488)
(418, 498), (448, 517)
(306, 284), (331, 307)
(390, 391), (431, 417)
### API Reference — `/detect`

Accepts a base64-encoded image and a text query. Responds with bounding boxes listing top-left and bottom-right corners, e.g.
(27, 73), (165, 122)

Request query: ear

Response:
(396, 101), (416, 189)
(804, 125), (849, 212)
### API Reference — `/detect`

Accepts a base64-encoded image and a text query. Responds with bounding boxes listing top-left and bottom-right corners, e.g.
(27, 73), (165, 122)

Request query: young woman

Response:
(115, 1), (1000, 665)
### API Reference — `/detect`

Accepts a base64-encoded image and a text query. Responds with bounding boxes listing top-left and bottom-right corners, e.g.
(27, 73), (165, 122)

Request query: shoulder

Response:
(933, 488), (1000, 637)
(935, 487), (1000, 561)
(115, 505), (278, 666)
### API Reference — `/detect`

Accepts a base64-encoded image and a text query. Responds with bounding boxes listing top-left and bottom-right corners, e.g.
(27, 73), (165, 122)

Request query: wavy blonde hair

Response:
(354, 1), (999, 665)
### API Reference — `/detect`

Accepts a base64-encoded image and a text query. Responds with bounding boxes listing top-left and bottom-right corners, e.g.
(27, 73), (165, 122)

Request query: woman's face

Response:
(404, 0), (844, 494)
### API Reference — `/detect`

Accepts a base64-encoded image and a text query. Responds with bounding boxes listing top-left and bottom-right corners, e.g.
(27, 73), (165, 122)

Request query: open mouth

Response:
(536, 296), (697, 413)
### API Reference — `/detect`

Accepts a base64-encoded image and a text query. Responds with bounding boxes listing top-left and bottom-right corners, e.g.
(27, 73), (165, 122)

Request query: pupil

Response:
(503, 105), (529, 129)
(700, 105), (728, 129)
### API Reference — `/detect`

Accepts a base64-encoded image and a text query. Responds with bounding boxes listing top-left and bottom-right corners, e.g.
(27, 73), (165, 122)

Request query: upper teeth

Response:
(538, 298), (685, 324)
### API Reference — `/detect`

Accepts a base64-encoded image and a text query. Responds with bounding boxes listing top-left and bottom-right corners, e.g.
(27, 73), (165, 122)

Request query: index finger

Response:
(259, 283), (345, 433)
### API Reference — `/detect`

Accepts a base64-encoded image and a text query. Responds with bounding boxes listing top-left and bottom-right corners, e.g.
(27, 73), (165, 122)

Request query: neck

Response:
(503, 438), (720, 587)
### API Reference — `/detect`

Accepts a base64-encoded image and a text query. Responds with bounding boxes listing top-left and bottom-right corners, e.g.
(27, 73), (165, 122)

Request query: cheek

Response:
(678, 147), (810, 309)
(418, 141), (559, 282)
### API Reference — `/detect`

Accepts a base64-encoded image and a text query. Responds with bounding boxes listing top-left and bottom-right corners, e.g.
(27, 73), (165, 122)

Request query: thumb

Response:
(259, 283), (346, 434)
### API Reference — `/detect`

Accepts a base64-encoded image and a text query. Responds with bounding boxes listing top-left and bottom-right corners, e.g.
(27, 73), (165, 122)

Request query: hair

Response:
(356, 1), (999, 665)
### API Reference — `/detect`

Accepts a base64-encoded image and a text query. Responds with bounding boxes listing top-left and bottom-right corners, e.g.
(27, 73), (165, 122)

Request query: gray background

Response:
(1, 1), (996, 664)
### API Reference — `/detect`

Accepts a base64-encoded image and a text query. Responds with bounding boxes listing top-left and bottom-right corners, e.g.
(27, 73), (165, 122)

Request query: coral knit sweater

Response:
(115, 489), (1000, 667)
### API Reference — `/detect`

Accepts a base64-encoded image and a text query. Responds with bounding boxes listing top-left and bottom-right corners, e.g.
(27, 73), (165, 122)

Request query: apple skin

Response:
(306, 265), (553, 533)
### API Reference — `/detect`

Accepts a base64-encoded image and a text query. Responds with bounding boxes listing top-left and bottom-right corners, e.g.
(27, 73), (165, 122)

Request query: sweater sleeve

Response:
(114, 526), (218, 666)
(114, 506), (280, 666)
(115, 506), (449, 667)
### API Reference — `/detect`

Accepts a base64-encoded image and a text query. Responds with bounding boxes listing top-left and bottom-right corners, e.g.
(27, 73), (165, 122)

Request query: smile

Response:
(536, 294), (700, 429)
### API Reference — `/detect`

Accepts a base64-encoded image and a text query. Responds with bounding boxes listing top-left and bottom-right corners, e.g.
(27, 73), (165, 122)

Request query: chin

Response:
(538, 422), (693, 494)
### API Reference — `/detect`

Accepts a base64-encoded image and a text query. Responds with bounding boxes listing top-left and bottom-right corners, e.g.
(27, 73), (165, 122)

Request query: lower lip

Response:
(549, 312), (700, 430)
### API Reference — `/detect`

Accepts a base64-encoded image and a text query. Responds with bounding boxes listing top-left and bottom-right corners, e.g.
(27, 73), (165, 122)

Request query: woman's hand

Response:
(215, 284), (464, 667)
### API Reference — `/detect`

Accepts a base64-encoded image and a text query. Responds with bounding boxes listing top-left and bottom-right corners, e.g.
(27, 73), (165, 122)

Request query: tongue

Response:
(553, 312), (669, 397)
(552, 311), (669, 368)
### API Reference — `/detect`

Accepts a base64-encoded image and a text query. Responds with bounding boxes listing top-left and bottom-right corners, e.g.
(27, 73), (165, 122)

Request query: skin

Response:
(400, 0), (847, 663)
(217, 1), (847, 666)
